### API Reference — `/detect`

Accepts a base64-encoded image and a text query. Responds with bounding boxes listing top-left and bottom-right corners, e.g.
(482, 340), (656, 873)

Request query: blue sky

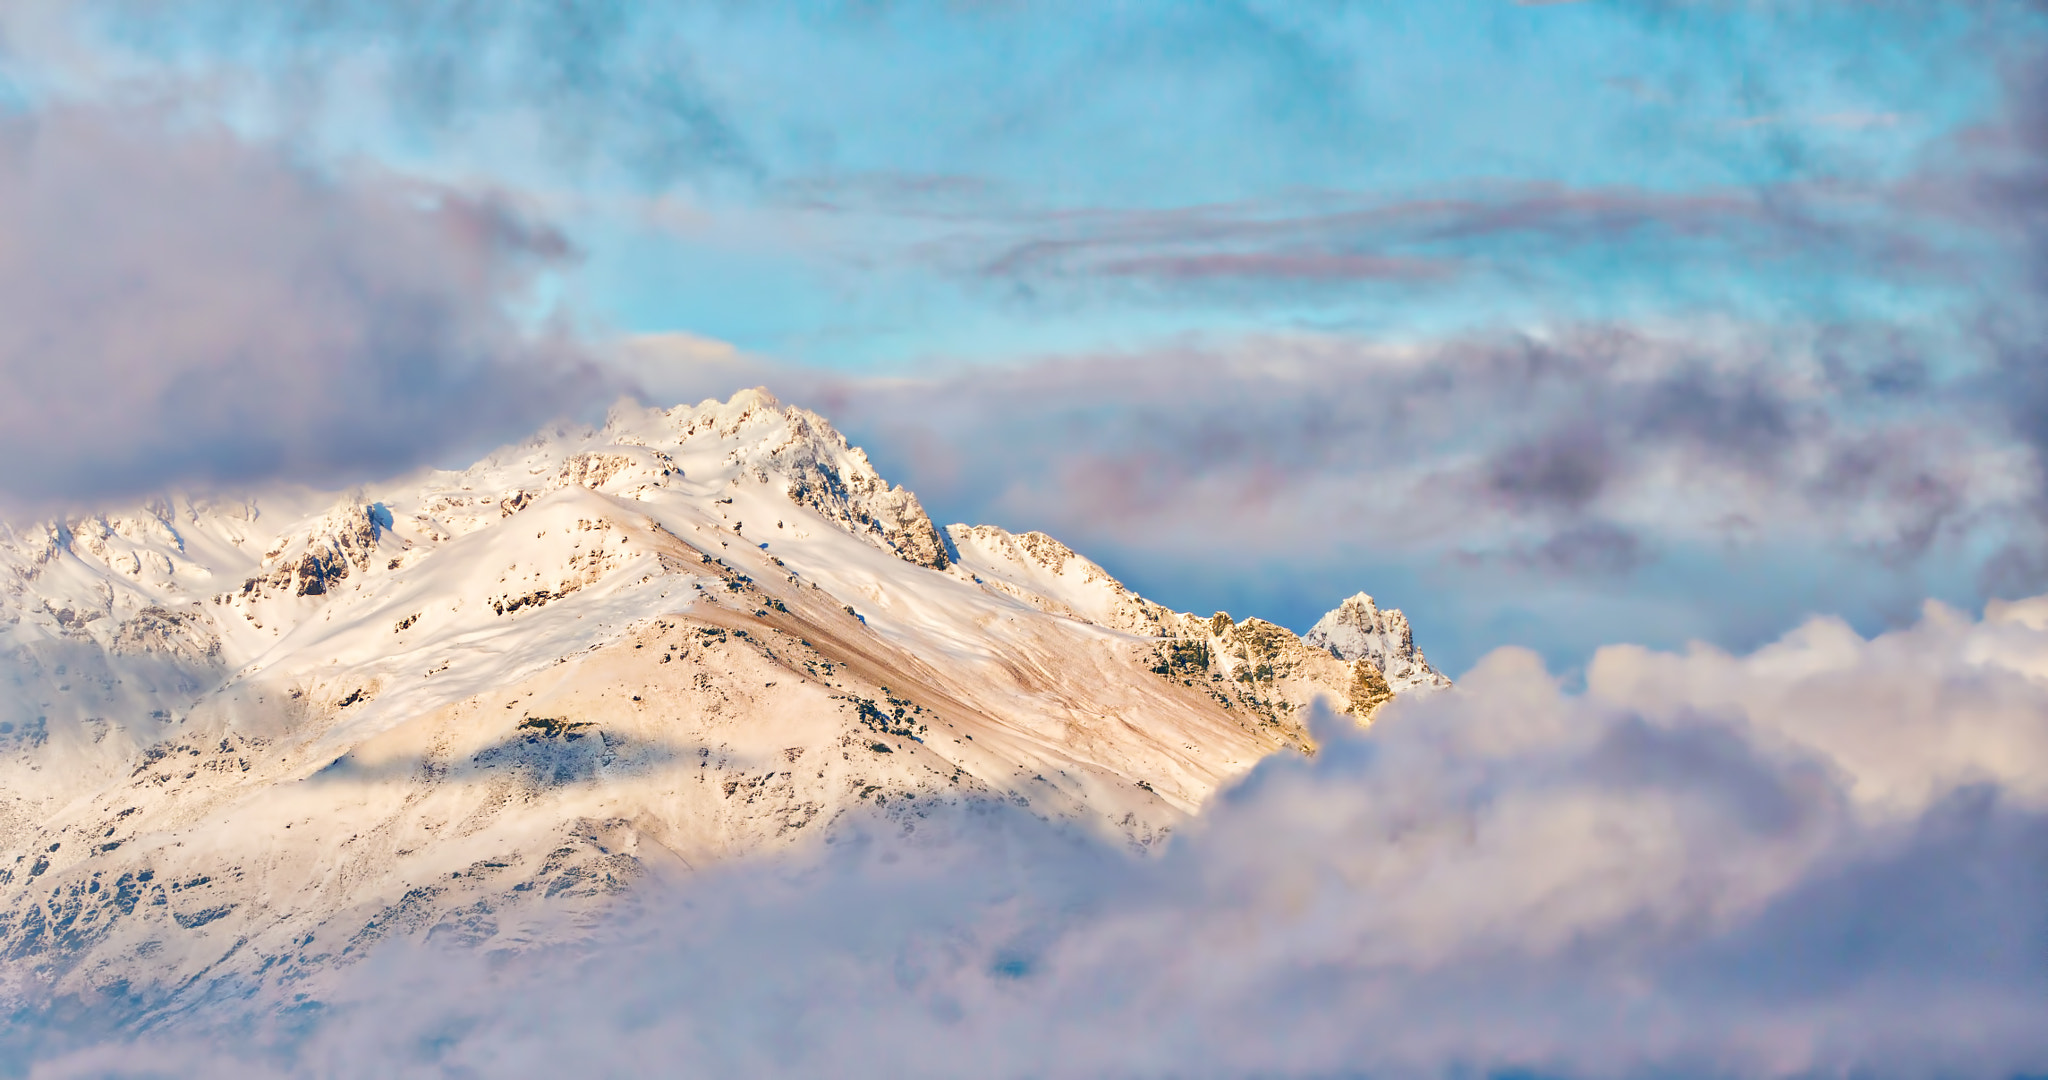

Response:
(45, 0), (2000, 357)
(8, 9), (2048, 1074)
(2, 0), (2043, 672)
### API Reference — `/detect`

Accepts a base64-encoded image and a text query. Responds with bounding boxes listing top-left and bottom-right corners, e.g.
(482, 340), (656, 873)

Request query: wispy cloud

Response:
(1727, 110), (1910, 131)
(0, 0), (759, 185)
(1092, 251), (1457, 282)
(965, 185), (1796, 282)
(748, 173), (1969, 316)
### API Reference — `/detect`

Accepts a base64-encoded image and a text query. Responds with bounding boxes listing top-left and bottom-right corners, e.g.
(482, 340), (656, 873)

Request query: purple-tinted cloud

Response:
(805, 168), (1989, 307)
(0, 109), (609, 508)
(1093, 251), (1456, 282)
(964, 185), (1811, 287)
(776, 324), (2015, 577)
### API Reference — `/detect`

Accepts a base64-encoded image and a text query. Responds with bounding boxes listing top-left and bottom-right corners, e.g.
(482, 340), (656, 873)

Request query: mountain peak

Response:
(0, 389), (1442, 1017)
(1304, 592), (1449, 692)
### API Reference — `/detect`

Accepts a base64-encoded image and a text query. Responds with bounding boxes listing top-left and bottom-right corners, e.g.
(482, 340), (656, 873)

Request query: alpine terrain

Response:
(0, 390), (1445, 1016)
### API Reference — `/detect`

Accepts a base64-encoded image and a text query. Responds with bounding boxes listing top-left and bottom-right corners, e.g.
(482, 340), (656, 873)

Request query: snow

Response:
(1303, 592), (1451, 693)
(0, 390), (1445, 1010)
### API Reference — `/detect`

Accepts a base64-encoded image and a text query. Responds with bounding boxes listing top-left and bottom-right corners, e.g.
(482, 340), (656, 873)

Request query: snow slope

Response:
(0, 390), (1444, 1012)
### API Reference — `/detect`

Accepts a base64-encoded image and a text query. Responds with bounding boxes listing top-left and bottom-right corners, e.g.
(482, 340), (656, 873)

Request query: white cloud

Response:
(16, 592), (2048, 1078)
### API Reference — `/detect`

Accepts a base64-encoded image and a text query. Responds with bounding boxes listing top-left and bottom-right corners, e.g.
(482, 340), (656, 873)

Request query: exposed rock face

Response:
(1137, 611), (1398, 725)
(1304, 593), (1449, 693)
(0, 389), (1446, 1021)
(859, 487), (951, 570)
(759, 402), (951, 571)
(1346, 659), (1395, 717)
(946, 525), (1176, 634)
(108, 606), (222, 666)
(945, 531), (1425, 723)
(240, 500), (388, 600)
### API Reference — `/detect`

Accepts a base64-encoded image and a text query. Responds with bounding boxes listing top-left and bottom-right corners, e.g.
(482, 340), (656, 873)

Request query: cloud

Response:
(1516, 519), (1650, 574)
(1726, 110), (1909, 131)
(0, 108), (608, 508)
(790, 324), (2025, 574)
(845, 154), (1986, 309)
(1877, 40), (2048, 590)
(2, 0), (757, 185)
(684, 315), (2048, 671)
(1484, 427), (1615, 513)
(952, 185), (1823, 300)
(13, 594), (2048, 1077)
(778, 18), (2048, 612)
(1093, 251), (1456, 283)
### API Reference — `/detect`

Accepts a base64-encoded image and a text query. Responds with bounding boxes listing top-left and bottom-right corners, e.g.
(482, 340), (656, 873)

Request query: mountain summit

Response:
(0, 390), (1444, 1013)
(1304, 593), (1447, 693)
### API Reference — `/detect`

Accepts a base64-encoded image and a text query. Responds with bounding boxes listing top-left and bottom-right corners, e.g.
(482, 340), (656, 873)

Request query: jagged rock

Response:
(757, 397), (950, 570)
(109, 606), (222, 666)
(1304, 592), (1449, 692)
(238, 500), (390, 599)
(946, 525), (1174, 633)
(1346, 660), (1395, 717)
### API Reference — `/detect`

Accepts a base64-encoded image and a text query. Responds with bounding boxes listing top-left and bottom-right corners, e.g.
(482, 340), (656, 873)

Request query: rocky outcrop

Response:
(1304, 593), (1449, 692)
(1143, 610), (1394, 727)
(947, 525), (1175, 634)
(951, 527), (1448, 723)
(109, 606), (222, 667)
(755, 398), (950, 571)
(240, 500), (390, 599)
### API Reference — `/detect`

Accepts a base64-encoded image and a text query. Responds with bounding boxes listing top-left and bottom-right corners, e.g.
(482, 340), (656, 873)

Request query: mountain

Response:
(1304, 593), (1450, 712)
(0, 389), (1443, 1015)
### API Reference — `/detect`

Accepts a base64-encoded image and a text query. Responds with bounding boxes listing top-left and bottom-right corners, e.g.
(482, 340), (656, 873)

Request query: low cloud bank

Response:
(17, 595), (2048, 1078)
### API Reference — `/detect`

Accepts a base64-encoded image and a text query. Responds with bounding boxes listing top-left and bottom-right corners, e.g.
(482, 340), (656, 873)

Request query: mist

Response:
(11, 593), (2048, 1079)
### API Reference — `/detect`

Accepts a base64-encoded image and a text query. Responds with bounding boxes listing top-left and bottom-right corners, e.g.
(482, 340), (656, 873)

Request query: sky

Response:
(1, 1), (2045, 672)
(5, 3), (2048, 1077)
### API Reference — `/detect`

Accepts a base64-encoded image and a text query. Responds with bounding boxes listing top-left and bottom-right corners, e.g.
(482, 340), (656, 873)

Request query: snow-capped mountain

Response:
(1304, 593), (1450, 711)
(0, 390), (1443, 1013)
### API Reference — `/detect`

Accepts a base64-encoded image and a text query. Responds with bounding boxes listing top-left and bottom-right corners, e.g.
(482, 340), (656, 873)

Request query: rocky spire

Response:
(1304, 592), (1449, 692)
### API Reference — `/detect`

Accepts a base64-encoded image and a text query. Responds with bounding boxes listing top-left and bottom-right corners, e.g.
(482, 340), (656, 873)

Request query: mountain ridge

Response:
(0, 389), (1445, 1016)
